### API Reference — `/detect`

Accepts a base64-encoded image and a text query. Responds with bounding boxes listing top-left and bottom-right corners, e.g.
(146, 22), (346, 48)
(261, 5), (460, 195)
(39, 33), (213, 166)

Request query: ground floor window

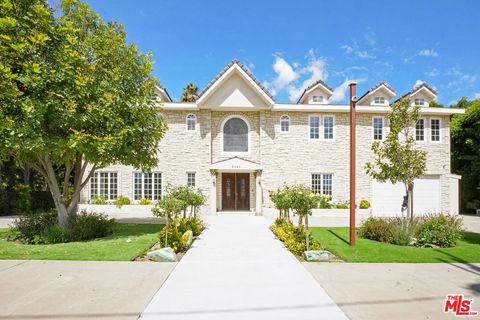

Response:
(187, 172), (196, 187)
(133, 172), (162, 200)
(90, 172), (118, 200)
(311, 173), (333, 196)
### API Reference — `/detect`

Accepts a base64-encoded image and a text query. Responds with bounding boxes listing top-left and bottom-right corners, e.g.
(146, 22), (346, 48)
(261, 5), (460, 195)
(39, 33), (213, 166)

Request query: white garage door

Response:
(372, 176), (441, 216)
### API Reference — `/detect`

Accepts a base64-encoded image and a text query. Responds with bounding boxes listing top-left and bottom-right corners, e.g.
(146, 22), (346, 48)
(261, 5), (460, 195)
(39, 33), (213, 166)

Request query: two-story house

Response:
(80, 59), (464, 216)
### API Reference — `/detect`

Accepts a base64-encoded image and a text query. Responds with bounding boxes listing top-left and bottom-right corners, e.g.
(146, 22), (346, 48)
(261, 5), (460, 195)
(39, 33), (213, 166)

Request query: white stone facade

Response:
(80, 60), (464, 216)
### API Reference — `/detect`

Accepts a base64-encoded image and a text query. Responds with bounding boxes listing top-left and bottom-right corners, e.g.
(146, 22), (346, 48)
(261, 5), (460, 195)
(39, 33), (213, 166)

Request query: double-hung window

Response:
(280, 115), (290, 133)
(133, 172), (162, 200)
(431, 119), (440, 142)
(323, 116), (334, 140)
(373, 117), (383, 140)
(90, 172), (117, 200)
(311, 173), (333, 196)
(186, 114), (196, 131)
(309, 116), (320, 139)
(187, 172), (196, 187)
(415, 119), (425, 141)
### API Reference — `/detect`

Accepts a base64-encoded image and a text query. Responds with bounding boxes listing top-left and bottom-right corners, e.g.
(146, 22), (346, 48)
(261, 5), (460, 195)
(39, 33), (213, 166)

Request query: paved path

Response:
(141, 214), (347, 320)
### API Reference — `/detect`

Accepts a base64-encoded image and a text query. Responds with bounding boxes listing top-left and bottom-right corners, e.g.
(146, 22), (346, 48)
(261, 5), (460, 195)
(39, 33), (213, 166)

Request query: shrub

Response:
(91, 195), (107, 205)
(13, 210), (58, 243)
(113, 195), (131, 208)
(69, 211), (115, 241)
(414, 214), (463, 247)
(271, 218), (322, 256)
(159, 217), (205, 252)
(34, 225), (70, 245)
(359, 217), (393, 243)
(334, 201), (349, 209)
(138, 198), (152, 205)
(12, 184), (32, 214)
(319, 196), (332, 209)
(389, 224), (412, 246)
(359, 199), (371, 209)
(167, 185), (206, 217)
(152, 195), (185, 220)
(180, 216), (204, 236)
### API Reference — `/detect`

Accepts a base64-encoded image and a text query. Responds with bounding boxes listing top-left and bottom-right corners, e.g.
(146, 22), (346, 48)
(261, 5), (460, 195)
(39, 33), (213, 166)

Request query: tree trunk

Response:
(305, 214), (309, 230)
(408, 185), (414, 220)
(298, 215), (303, 228)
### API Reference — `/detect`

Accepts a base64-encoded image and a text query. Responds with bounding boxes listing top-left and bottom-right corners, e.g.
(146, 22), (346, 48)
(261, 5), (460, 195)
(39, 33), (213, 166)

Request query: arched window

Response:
(222, 116), (249, 153)
(186, 114), (196, 131)
(280, 115), (290, 132)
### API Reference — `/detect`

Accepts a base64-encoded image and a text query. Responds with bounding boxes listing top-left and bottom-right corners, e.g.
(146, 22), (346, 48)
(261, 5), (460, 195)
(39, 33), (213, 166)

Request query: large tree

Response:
(366, 98), (427, 219)
(0, 0), (167, 226)
(180, 83), (198, 102)
(451, 98), (480, 212)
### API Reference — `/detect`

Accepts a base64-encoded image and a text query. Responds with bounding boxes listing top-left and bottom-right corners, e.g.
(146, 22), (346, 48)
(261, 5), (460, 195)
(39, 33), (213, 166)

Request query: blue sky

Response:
(83, 0), (480, 105)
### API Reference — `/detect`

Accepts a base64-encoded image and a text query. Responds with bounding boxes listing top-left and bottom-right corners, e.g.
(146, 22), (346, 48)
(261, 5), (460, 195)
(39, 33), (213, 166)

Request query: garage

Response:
(371, 176), (441, 216)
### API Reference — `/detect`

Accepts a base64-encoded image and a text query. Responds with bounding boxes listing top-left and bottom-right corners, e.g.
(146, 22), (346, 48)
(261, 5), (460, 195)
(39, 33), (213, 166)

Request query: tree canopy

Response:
(181, 83), (198, 102)
(0, 0), (167, 225)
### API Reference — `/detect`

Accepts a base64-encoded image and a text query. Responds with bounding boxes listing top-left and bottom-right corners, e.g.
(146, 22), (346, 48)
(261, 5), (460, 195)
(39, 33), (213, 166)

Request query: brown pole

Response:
(349, 82), (357, 246)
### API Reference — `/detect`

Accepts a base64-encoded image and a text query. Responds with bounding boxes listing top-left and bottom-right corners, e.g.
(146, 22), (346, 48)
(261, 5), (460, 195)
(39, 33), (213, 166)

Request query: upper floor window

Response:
(223, 116), (249, 153)
(414, 98), (425, 106)
(133, 172), (162, 201)
(374, 96), (386, 104)
(187, 172), (196, 187)
(323, 116), (334, 140)
(415, 119), (425, 141)
(431, 119), (440, 142)
(311, 173), (333, 196)
(90, 172), (117, 201)
(280, 115), (290, 133)
(312, 95), (324, 103)
(186, 114), (196, 131)
(373, 117), (383, 140)
(309, 116), (320, 139)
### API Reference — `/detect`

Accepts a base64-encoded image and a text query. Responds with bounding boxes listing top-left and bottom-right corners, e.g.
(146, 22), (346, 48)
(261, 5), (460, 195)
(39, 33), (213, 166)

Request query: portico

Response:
(210, 157), (263, 215)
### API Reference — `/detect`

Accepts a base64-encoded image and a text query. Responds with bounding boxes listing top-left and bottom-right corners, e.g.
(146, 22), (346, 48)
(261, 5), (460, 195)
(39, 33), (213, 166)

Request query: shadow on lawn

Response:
(326, 229), (350, 245)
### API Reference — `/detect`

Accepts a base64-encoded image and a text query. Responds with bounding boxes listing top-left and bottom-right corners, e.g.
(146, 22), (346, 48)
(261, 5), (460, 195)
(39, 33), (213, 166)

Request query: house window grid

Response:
(221, 115), (250, 155)
(311, 173), (333, 196)
(309, 115), (320, 140)
(312, 95), (324, 103)
(431, 118), (441, 142)
(374, 96), (385, 104)
(323, 115), (334, 140)
(133, 172), (162, 201)
(90, 172), (118, 201)
(414, 98), (425, 106)
(373, 117), (384, 140)
(186, 114), (196, 131)
(187, 172), (196, 187)
(280, 115), (290, 133)
(415, 118), (425, 141)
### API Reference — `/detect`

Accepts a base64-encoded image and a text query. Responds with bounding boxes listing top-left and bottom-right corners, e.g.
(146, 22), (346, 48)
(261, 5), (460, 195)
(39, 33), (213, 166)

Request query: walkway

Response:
(141, 214), (347, 320)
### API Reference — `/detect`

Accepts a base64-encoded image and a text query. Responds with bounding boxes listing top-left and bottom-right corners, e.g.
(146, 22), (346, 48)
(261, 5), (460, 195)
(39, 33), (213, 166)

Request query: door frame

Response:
(221, 172), (250, 211)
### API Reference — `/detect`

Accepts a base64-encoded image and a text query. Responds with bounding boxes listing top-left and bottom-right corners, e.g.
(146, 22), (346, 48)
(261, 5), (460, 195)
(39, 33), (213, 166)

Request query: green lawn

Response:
(0, 224), (161, 261)
(310, 227), (480, 263)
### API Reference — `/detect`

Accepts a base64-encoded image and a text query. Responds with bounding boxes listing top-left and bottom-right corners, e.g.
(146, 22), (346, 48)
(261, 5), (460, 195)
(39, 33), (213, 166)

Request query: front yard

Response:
(0, 223), (161, 261)
(310, 227), (480, 263)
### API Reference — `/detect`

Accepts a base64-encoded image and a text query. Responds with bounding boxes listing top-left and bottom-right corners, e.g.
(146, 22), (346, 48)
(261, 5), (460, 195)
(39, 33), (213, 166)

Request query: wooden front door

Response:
(222, 173), (250, 211)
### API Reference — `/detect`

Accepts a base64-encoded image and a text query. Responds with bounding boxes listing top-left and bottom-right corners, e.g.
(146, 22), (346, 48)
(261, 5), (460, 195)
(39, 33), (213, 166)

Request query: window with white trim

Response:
(323, 116), (334, 140)
(311, 173), (333, 196)
(309, 116), (320, 139)
(312, 95), (324, 103)
(280, 115), (290, 132)
(374, 96), (386, 104)
(415, 119), (425, 141)
(186, 114), (196, 131)
(431, 119), (440, 142)
(414, 98), (425, 106)
(187, 172), (196, 187)
(223, 117), (249, 152)
(373, 117), (383, 140)
(133, 172), (162, 200)
(90, 172), (117, 200)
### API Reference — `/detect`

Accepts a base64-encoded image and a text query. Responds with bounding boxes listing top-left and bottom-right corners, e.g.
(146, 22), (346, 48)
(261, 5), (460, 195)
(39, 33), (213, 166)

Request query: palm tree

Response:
(181, 83), (199, 102)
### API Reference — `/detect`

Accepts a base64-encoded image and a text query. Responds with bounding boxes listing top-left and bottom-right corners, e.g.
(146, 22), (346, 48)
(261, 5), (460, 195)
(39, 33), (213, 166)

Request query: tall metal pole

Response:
(349, 82), (357, 246)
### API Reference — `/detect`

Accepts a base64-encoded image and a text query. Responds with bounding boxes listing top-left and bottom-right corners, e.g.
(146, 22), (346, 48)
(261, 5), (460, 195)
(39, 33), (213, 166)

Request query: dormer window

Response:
(374, 96), (386, 105)
(312, 95), (324, 103)
(414, 98), (425, 106)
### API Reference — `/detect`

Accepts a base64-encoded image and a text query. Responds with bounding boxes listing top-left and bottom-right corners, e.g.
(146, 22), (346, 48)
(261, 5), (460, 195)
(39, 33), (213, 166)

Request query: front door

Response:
(222, 173), (250, 211)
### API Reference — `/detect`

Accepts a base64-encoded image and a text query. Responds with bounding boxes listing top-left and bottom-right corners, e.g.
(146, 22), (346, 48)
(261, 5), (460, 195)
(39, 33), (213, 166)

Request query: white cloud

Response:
(425, 68), (439, 77)
(417, 49), (439, 57)
(341, 44), (375, 59)
(330, 78), (367, 102)
(475, 92), (480, 99)
(266, 55), (299, 95)
(413, 80), (425, 89)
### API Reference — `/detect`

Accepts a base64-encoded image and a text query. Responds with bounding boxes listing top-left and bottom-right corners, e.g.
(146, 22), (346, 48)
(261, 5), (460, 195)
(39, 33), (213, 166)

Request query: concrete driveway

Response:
(0, 260), (175, 320)
(304, 262), (480, 320)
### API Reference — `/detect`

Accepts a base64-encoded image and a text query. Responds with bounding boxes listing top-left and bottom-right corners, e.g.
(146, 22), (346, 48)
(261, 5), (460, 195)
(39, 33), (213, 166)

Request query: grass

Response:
(0, 223), (162, 261)
(309, 227), (480, 263)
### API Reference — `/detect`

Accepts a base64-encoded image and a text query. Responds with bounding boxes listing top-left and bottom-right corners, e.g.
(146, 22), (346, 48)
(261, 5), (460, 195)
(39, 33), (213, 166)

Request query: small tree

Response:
(152, 195), (185, 245)
(269, 186), (293, 222)
(180, 83), (199, 102)
(366, 98), (427, 219)
(167, 185), (206, 218)
(289, 185), (319, 230)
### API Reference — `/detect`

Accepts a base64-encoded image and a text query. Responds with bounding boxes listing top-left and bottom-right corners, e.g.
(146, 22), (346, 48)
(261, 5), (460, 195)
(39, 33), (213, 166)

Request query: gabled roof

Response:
(297, 80), (334, 104)
(155, 85), (173, 102)
(395, 82), (437, 102)
(357, 82), (396, 105)
(196, 59), (275, 105)
(210, 156), (262, 171)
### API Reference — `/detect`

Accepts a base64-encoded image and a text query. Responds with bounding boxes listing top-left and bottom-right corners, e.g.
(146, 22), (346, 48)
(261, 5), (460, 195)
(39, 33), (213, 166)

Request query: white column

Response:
(255, 170), (262, 215)
(210, 170), (217, 215)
